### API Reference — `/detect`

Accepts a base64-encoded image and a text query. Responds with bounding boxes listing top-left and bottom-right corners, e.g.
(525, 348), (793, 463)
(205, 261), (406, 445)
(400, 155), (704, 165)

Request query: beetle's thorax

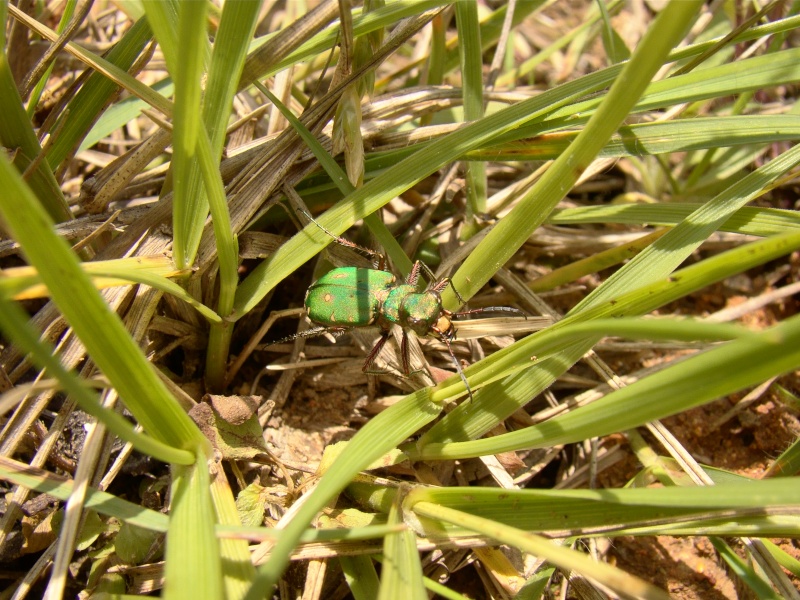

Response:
(379, 283), (416, 326)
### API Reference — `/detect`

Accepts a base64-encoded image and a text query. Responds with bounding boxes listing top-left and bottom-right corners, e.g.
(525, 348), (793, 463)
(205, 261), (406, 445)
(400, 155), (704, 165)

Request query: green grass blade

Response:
(411, 502), (670, 600)
(0, 256), (221, 324)
(340, 555), (381, 600)
(200, 123), (241, 390)
(0, 456), (169, 531)
(164, 457), (223, 600)
(163, 2), (259, 386)
(79, 78), (174, 152)
(0, 152), (204, 450)
(181, 0), (261, 266)
(0, 4), (71, 223)
(45, 16), (155, 169)
(147, 0), (246, 391)
(710, 538), (780, 600)
(441, 1), (549, 76)
(455, 0), (487, 231)
(415, 312), (800, 460)
(378, 501), (426, 600)
(205, 1), (261, 155)
(402, 478), (800, 536)
(440, 0), (703, 307)
(416, 230), (800, 447)
(472, 114), (800, 161)
(142, 1), (180, 74)
(494, 45), (800, 153)
(760, 540), (800, 579)
(544, 45), (800, 125)
(422, 576), (472, 600)
(147, 0), (205, 269)
(0, 294), (194, 465)
(765, 436), (800, 477)
(598, 0), (630, 63)
(549, 203), (800, 237)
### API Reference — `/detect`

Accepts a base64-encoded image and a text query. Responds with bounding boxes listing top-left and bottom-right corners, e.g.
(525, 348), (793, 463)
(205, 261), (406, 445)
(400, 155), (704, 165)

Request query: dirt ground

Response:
(253, 364), (800, 599)
(256, 277), (800, 598)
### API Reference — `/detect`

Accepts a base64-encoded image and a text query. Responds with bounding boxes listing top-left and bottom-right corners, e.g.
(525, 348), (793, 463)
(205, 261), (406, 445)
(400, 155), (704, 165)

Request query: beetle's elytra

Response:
(305, 267), (395, 326)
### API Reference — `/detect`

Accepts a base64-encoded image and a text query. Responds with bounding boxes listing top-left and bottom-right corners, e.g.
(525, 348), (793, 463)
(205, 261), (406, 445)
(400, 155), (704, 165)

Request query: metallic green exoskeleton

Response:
(302, 261), (481, 378)
(272, 210), (526, 399)
(305, 267), (396, 328)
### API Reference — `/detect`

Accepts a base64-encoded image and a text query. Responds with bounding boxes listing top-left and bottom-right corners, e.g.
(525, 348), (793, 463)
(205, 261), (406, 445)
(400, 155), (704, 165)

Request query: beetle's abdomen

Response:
(305, 267), (396, 327)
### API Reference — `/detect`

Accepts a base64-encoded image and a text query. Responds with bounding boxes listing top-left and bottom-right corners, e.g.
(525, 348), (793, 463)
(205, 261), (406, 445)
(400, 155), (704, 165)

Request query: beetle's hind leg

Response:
(296, 207), (387, 270)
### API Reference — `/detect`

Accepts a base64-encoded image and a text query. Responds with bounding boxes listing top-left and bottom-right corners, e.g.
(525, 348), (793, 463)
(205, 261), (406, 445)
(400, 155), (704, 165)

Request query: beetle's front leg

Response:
(399, 329), (430, 378)
(405, 261), (423, 287)
(428, 276), (466, 305)
(363, 328), (424, 378)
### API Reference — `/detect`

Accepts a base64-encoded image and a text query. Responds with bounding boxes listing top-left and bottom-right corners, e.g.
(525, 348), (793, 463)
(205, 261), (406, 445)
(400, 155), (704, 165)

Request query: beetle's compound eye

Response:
(407, 314), (433, 336)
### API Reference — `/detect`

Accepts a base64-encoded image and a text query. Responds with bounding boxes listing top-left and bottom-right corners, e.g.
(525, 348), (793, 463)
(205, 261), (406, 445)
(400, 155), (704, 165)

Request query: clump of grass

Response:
(0, 2), (799, 599)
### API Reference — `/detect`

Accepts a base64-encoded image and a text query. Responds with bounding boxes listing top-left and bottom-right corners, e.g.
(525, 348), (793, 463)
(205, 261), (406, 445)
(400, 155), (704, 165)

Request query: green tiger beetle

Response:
(273, 210), (526, 400)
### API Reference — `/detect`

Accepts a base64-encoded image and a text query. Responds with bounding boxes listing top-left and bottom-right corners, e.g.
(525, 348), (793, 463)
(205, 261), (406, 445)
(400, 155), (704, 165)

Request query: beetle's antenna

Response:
(453, 306), (527, 320)
(440, 335), (474, 401)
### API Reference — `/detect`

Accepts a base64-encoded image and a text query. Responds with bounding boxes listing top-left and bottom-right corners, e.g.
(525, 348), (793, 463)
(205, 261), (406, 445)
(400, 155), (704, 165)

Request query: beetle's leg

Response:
(429, 276), (451, 293)
(398, 331), (429, 378)
(408, 260), (454, 293)
(424, 274), (467, 306)
(416, 261), (435, 283)
(400, 329), (411, 375)
(362, 329), (391, 373)
(296, 207), (387, 269)
(413, 261), (449, 292)
(446, 279), (466, 304)
(405, 260), (423, 287)
(363, 329), (423, 377)
(267, 326), (348, 346)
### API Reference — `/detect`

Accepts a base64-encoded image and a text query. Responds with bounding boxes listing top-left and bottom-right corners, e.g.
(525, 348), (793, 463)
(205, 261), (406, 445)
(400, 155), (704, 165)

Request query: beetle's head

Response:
(433, 314), (455, 341)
